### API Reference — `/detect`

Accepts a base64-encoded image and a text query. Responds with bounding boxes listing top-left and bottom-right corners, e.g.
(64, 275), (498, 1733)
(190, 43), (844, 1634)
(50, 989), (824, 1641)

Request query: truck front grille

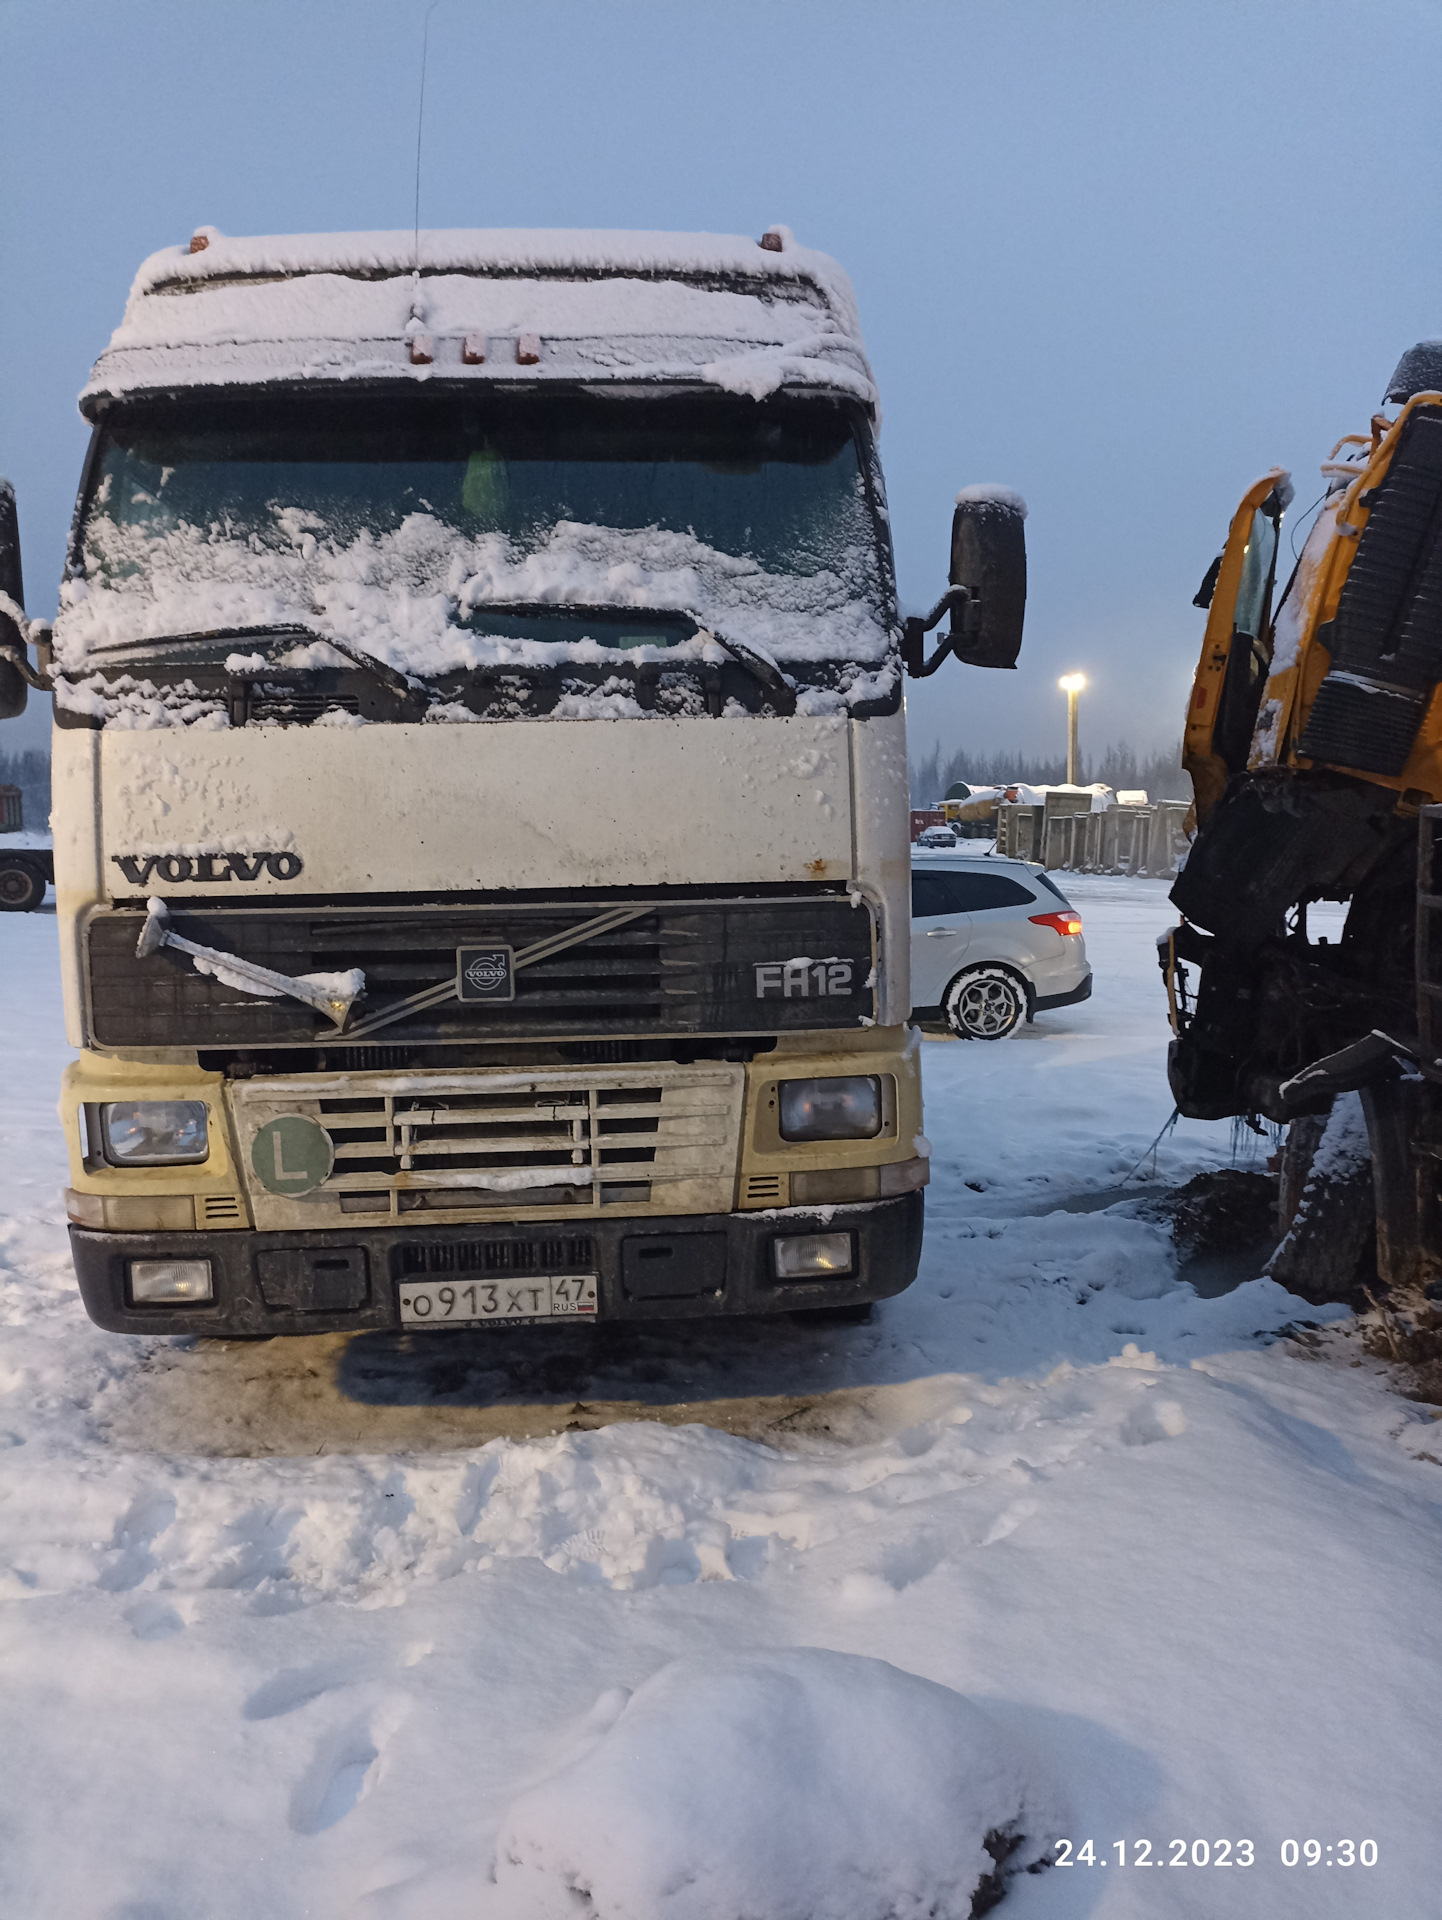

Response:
(230, 1063), (745, 1225)
(87, 889), (874, 1049)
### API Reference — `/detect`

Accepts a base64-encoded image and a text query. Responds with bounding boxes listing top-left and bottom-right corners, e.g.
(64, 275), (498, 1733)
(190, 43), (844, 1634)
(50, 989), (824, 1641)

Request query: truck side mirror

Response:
(902, 485), (1027, 678)
(0, 480), (29, 721)
(949, 486), (1026, 669)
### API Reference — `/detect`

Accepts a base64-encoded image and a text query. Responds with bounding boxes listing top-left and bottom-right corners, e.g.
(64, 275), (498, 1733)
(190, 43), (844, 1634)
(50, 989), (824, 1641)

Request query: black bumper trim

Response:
(68, 1194), (924, 1338)
(1034, 972), (1093, 1012)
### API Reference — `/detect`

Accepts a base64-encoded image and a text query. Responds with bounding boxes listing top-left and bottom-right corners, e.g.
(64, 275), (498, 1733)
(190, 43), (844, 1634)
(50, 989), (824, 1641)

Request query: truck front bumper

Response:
(69, 1193), (924, 1338)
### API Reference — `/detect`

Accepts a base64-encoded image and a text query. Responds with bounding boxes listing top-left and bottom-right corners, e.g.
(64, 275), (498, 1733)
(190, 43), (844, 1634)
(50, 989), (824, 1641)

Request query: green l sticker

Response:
(251, 1116), (335, 1197)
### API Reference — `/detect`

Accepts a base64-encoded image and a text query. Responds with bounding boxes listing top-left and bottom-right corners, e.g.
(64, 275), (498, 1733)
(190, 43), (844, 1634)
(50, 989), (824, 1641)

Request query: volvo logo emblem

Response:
(111, 852), (304, 886)
(456, 946), (515, 1003)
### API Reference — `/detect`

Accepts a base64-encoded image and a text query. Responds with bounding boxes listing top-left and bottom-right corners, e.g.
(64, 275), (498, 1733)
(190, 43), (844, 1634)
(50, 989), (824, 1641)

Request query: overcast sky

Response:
(2, 0), (1440, 765)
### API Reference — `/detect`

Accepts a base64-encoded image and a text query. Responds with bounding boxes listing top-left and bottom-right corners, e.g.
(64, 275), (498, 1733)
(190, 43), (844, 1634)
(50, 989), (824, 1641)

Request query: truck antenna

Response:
(413, 1), (440, 279)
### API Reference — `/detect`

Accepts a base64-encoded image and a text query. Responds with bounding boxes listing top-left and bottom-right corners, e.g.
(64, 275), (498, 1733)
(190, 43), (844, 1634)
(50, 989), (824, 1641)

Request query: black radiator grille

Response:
(249, 691), (363, 726)
(87, 891), (874, 1049)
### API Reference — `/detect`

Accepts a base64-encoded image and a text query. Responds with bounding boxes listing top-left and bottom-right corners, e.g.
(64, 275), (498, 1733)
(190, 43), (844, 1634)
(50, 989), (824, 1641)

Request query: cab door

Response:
(910, 869), (973, 1008)
(1183, 467), (1291, 826)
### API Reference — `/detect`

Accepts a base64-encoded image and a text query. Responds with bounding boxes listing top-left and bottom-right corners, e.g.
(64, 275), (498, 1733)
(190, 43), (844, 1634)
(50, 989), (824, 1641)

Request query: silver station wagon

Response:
(910, 853), (1092, 1038)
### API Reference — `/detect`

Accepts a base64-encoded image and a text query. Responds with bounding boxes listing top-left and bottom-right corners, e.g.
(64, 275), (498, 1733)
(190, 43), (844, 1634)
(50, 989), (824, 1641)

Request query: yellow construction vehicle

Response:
(1165, 341), (1442, 1300)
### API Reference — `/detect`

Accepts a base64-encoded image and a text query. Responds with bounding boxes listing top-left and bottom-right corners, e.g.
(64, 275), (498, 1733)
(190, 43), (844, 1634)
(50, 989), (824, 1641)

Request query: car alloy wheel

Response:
(944, 965), (1026, 1040)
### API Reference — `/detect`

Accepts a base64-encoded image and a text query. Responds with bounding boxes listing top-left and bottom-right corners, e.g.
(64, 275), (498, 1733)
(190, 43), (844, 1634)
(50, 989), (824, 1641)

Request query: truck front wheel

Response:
(0, 859), (45, 912)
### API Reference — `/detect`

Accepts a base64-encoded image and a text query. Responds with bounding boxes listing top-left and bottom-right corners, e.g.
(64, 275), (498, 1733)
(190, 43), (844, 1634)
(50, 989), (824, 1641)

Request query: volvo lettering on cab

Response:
(0, 225), (1025, 1337)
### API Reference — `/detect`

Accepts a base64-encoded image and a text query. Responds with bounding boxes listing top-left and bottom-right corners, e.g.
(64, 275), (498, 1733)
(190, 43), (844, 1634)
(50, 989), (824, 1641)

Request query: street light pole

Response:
(1058, 674), (1085, 785)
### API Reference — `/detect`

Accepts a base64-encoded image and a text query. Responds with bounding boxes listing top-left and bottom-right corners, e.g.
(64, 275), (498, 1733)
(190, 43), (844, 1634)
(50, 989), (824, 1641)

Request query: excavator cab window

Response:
(1234, 508), (1278, 643)
(1213, 501), (1283, 774)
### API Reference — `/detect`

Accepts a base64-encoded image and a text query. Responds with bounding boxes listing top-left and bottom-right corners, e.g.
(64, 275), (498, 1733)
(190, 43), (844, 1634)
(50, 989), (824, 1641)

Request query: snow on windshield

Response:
(57, 515), (887, 674)
(55, 392), (894, 726)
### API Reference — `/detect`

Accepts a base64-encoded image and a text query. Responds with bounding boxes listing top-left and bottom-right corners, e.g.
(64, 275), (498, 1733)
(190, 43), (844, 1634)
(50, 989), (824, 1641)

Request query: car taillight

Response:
(1029, 910), (1083, 937)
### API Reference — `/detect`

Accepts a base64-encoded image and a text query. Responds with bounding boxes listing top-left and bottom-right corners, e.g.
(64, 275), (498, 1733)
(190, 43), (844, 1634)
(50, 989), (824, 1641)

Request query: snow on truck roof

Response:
(83, 224), (876, 415)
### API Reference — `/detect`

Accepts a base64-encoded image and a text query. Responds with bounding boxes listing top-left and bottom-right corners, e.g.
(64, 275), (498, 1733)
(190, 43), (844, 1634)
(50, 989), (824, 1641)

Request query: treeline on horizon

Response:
(910, 738), (1189, 806)
(0, 748), (50, 831)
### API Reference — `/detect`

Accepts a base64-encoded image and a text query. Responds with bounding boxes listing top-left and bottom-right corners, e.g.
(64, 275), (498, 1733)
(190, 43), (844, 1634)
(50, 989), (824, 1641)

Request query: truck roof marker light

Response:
(759, 227), (792, 253)
(462, 333), (487, 365)
(516, 334), (541, 366)
(188, 230), (211, 254)
(409, 334), (435, 366)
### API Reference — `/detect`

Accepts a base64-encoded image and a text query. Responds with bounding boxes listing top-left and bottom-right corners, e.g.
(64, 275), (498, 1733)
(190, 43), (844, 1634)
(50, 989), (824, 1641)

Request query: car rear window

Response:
(1029, 870), (1073, 906)
(911, 870), (1039, 916)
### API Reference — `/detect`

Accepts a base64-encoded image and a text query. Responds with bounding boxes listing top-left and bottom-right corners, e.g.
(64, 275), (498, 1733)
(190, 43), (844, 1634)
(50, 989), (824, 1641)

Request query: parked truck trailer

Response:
(0, 225), (1024, 1338)
(0, 786), (54, 912)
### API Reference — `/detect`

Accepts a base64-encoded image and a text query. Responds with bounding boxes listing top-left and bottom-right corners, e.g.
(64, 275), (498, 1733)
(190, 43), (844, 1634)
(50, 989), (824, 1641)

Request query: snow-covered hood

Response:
(81, 225), (877, 412)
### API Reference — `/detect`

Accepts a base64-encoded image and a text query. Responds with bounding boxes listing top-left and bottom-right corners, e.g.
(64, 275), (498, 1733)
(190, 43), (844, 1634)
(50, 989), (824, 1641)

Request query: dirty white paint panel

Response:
(87, 716), (856, 898)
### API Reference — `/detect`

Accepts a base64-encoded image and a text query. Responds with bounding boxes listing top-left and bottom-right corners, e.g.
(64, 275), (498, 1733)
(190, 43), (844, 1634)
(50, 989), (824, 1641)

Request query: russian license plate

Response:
(398, 1273), (598, 1327)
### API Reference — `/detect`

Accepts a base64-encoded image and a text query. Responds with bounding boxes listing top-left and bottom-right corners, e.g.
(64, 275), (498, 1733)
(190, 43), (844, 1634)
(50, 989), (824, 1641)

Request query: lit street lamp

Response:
(1058, 674), (1086, 785)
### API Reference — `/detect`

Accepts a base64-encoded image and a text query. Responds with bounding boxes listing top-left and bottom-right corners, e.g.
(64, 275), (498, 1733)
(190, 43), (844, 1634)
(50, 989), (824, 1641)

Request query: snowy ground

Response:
(1, 876), (1438, 1916)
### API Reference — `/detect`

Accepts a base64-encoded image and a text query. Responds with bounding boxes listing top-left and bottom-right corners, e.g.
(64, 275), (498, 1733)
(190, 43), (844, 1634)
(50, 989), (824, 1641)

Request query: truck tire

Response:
(1267, 1094), (1376, 1306)
(0, 859), (44, 912)
(944, 965), (1026, 1040)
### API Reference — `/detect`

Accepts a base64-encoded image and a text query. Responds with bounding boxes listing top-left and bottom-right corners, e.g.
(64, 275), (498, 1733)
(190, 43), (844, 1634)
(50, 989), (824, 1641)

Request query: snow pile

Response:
(84, 227), (876, 410)
(54, 670), (229, 729)
(492, 1648), (1057, 1920)
(2, 882), (1442, 1916)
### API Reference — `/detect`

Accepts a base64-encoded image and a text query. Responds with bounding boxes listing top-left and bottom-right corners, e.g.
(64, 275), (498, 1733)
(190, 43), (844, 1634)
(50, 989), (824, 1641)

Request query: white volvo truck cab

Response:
(0, 225), (1025, 1338)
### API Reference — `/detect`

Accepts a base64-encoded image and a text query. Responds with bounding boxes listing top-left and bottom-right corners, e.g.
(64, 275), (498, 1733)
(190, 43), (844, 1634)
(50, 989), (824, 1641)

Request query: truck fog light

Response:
(772, 1232), (854, 1280)
(100, 1101), (209, 1167)
(778, 1076), (882, 1142)
(129, 1258), (213, 1305)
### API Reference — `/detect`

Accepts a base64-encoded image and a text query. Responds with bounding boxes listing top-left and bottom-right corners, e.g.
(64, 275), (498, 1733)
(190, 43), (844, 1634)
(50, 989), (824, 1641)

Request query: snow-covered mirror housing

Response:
(1384, 339), (1442, 406)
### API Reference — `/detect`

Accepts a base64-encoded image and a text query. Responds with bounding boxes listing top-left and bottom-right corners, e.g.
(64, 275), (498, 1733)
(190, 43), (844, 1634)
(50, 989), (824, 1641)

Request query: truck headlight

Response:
(128, 1258), (213, 1305)
(777, 1076), (882, 1142)
(99, 1101), (209, 1167)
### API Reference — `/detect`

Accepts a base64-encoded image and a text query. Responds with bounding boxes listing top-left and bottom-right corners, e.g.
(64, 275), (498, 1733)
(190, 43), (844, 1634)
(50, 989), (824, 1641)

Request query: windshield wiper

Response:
(687, 619), (798, 716)
(459, 602), (799, 713)
(87, 623), (423, 701)
(213, 624), (420, 696)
